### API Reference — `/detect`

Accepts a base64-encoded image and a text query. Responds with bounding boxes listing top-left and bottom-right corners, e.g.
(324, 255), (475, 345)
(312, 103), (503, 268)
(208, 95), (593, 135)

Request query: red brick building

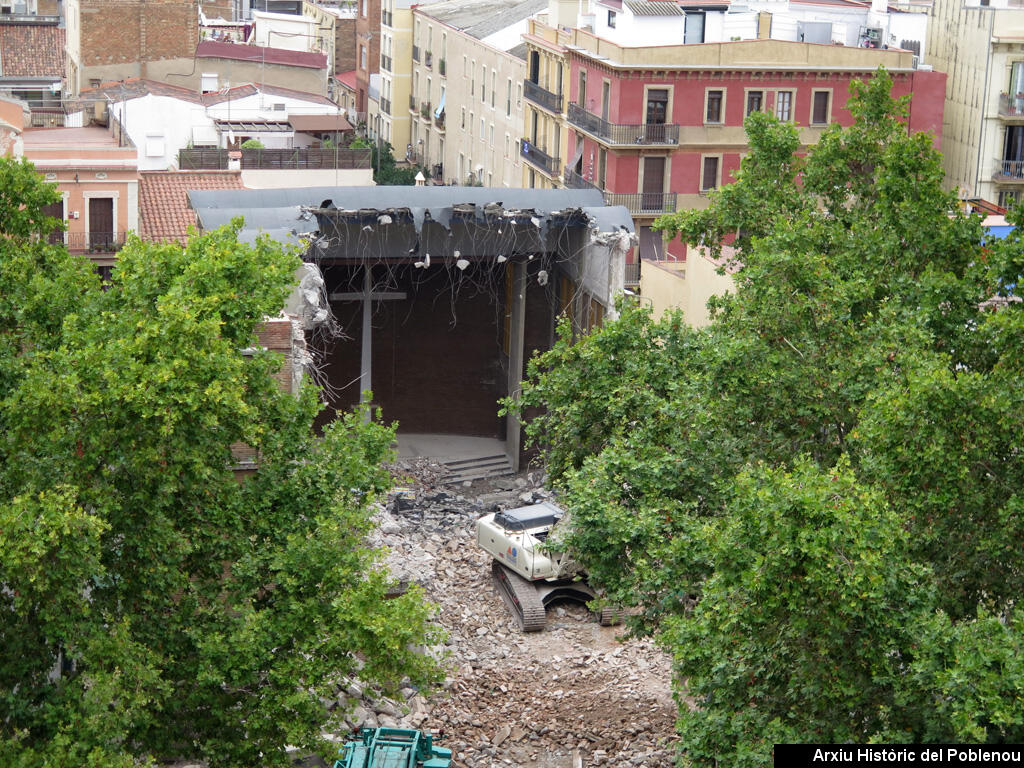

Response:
(560, 39), (945, 259)
(354, 0), (380, 114)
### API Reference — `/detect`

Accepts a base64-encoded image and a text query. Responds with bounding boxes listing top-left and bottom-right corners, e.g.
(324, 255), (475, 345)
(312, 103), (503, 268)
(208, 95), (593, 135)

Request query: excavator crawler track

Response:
(491, 561), (547, 632)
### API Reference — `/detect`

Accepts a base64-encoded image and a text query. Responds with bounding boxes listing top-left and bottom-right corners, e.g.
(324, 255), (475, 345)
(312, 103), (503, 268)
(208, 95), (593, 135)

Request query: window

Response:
(491, 71), (496, 108)
(516, 83), (522, 108)
(774, 90), (793, 122)
(480, 118), (485, 139)
(463, 55), (468, 77)
(471, 61), (475, 96)
(470, 111), (474, 133)
(705, 89), (723, 124)
(746, 90), (763, 116)
(360, 46), (367, 70)
(361, 0), (366, 15)
(598, 148), (607, 188)
(481, 65), (486, 103)
(489, 124), (494, 145)
(201, 73), (218, 93)
(461, 107), (466, 129)
(811, 90), (830, 125)
(506, 78), (512, 116)
(701, 156), (720, 191)
(607, 9), (616, 27)
(684, 11), (705, 43)
(577, 69), (586, 107)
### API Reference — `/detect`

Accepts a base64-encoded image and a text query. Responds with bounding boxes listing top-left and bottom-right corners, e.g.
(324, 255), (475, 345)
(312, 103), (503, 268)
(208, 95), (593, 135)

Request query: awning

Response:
(434, 89), (446, 119)
(288, 114), (354, 133)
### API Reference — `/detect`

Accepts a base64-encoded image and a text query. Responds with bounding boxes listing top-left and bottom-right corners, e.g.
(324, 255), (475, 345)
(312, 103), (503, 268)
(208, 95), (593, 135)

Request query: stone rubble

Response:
(327, 460), (679, 768)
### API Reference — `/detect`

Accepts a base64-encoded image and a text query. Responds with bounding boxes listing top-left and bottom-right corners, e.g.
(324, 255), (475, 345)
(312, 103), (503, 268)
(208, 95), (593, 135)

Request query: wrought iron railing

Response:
(520, 138), (559, 176)
(420, 101), (431, 120)
(568, 102), (679, 146)
(995, 159), (1024, 180)
(409, 94), (417, 111)
(563, 167), (598, 190)
(604, 192), (678, 214)
(424, 50), (433, 68)
(999, 92), (1024, 118)
(624, 261), (640, 286)
(178, 148), (371, 170)
(434, 110), (445, 130)
(66, 232), (128, 253)
(524, 80), (563, 114)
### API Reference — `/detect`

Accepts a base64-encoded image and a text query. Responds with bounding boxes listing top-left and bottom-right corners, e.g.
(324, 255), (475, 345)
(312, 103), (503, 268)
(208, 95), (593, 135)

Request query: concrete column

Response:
(505, 260), (527, 472)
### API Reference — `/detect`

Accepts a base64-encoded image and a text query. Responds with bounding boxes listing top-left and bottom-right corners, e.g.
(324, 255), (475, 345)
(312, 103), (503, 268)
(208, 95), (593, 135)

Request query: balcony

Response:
(380, 97), (391, 116)
(994, 159), (1024, 182)
(424, 50), (433, 69)
(563, 167), (598, 190)
(604, 192), (678, 215)
(412, 45), (420, 63)
(66, 232), (127, 255)
(439, 58), (446, 77)
(999, 93), (1024, 120)
(380, 53), (392, 72)
(409, 93), (417, 112)
(420, 101), (432, 120)
(568, 102), (679, 147)
(434, 110), (445, 131)
(524, 79), (563, 114)
(178, 147), (372, 170)
(520, 138), (560, 177)
(624, 261), (640, 287)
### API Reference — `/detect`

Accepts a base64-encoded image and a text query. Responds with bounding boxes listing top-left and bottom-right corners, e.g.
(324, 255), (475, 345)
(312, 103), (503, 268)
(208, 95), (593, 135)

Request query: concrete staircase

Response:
(443, 453), (514, 484)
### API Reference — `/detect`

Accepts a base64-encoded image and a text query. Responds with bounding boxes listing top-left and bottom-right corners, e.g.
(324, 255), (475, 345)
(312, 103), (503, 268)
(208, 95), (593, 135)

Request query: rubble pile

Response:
(336, 462), (678, 768)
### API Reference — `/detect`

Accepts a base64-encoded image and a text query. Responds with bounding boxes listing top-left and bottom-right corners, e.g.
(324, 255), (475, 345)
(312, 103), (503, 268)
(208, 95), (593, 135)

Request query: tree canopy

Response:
(0, 158), (443, 767)
(509, 70), (1024, 762)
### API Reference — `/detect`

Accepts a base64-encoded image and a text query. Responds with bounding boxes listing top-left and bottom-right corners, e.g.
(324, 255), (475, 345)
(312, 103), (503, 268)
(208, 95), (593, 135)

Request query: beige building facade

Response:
(924, 0), (1024, 207)
(411, 0), (536, 186)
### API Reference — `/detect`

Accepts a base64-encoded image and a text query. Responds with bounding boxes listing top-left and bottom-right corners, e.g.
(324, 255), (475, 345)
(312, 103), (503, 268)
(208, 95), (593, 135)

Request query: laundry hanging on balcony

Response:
(434, 90), (445, 120)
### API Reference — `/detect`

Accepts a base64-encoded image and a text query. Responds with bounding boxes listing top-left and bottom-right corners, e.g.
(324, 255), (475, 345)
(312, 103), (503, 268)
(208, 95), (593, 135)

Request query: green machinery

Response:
(331, 727), (452, 768)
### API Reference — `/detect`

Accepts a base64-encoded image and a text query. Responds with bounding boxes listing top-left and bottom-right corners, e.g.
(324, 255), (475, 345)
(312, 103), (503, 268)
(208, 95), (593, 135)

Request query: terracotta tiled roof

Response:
(196, 40), (327, 70)
(139, 171), (244, 243)
(0, 25), (65, 78)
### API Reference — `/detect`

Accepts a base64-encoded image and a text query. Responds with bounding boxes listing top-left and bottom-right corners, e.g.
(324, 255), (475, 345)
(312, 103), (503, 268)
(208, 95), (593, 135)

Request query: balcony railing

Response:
(178, 147), (371, 170)
(380, 97), (391, 116)
(524, 79), (563, 114)
(999, 92), (1024, 118)
(563, 167), (598, 190)
(434, 110), (445, 130)
(409, 93), (417, 112)
(420, 101), (432, 120)
(520, 138), (559, 176)
(439, 58), (446, 77)
(380, 53), (392, 72)
(424, 50), (433, 68)
(568, 102), (679, 146)
(604, 192), (678, 215)
(66, 232), (128, 254)
(995, 159), (1024, 181)
(624, 261), (640, 286)
(412, 45), (420, 63)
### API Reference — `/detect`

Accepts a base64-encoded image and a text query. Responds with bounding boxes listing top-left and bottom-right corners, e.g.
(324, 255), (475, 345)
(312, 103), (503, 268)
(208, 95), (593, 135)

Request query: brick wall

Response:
(81, 0), (198, 70)
(354, 0), (379, 112)
(314, 261), (556, 438)
(335, 16), (356, 74)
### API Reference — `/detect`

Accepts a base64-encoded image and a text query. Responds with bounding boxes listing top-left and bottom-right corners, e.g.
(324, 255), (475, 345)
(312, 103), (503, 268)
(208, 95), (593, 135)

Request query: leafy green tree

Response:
(510, 69), (1024, 759)
(0, 158), (443, 767)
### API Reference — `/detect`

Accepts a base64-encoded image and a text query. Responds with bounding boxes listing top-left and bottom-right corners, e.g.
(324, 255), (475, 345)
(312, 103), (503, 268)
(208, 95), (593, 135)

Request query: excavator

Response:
(476, 501), (617, 632)
(331, 727), (451, 768)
